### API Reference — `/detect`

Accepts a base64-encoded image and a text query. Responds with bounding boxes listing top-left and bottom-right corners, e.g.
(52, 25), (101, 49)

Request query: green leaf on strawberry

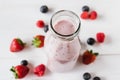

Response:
(10, 65), (29, 79)
(32, 35), (45, 48)
(10, 66), (18, 79)
(10, 38), (26, 52)
(82, 49), (99, 65)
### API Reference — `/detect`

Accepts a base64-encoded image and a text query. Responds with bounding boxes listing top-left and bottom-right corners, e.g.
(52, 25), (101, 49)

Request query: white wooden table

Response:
(0, 0), (120, 80)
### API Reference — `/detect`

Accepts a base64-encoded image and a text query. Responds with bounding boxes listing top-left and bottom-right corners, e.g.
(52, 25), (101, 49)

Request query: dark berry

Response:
(44, 25), (49, 33)
(40, 5), (48, 13)
(83, 72), (91, 80)
(82, 5), (90, 12)
(87, 37), (96, 45)
(93, 76), (101, 80)
(21, 60), (28, 66)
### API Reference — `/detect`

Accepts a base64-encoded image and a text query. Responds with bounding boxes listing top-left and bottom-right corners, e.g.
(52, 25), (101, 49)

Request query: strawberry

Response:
(10, 38), (25, 52)
(36, 20), (45, 28)
(80, 11), (89, 19)
(10, 65), (29, 79)
(82, 50), (99, 65)
(89, 11), (97, 20)
(96, 32), (105, 43)
(34, 64), (46, 77)
(32, 35), (45, 48)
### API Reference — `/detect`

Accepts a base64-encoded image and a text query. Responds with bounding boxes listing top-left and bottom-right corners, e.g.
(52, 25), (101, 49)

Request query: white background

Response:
(0, 0), (120, 80)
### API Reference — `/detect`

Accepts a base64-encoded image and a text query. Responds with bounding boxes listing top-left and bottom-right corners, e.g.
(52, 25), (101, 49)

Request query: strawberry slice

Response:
(10, 65), (29, 79)
(82, 50), (99, 65)
(34, 64), (46, 77)
(10, 38), (25, 52)
(32, 35), (45, 48)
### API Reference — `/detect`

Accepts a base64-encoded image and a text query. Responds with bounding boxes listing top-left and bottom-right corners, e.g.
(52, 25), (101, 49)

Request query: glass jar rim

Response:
(50, 10), (81, 39)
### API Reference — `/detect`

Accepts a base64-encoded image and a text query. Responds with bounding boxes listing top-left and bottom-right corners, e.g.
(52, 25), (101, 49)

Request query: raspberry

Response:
(36, 20), (45, 28)
(80, 11), (89, 19)
(34, 64), (46, 77)
(96, 32), (105, 43)
(89, 11), (97, 20)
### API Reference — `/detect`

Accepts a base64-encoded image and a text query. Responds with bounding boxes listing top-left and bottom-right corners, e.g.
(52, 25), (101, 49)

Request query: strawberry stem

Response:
(10, 66), (18, 79)
(10, 66), (15, 72)
(17, 38), (25, 46)
(32, 37), (41, 47)
(94, 53), (99, 56)
(88, 49), (99, 56)
(89, 50), (93, 53)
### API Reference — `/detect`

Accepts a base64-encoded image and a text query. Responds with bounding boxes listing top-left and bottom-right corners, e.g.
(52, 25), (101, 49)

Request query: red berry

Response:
(82, 50), (99, 65)
(32, 35), (45, 48)
(36, 20), (45, 28)
(10, 65), (29, 79)
(10, 38), (25, 52)
(89, 11), (97, 20)
(80, 11), (89, 19)
(34, 64), (46, 77)
(96, 32), (105, 43)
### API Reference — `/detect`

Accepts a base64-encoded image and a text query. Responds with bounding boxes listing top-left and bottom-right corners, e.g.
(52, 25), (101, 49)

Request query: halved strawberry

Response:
(32, 35), (45, 48)
(34, 64), (46, 77)
(82, 50), (99, 65)
(10, 65), (29, 79)
(10, 38), (25, 52)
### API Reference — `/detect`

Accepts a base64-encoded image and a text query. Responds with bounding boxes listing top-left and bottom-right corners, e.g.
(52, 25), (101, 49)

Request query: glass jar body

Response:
(45, 32), (81, 72)
(45, 10), (81, 72)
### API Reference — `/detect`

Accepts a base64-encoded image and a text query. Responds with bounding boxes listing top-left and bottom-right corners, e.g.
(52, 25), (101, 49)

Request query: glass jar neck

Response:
(50, 10), (81, 41)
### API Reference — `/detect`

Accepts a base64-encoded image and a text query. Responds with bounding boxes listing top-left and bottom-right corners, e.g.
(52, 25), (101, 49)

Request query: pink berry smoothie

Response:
(54, 20), (75, 35)
(45, 20), (81, 72)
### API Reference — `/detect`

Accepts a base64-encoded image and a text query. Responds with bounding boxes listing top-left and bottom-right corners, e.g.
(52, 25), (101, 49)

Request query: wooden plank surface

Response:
(0, 0), (120, 79)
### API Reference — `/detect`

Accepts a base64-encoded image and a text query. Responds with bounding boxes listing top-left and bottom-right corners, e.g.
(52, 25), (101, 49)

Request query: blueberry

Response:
(87, 37), (96, 45)
(40, 5), (48, 13)
(83, 72), (91, 80)
(21, 60), (28, 66)
(82, 5), (90, 12)
(44, 25), (49, 33)
(93, 76), (101, 80)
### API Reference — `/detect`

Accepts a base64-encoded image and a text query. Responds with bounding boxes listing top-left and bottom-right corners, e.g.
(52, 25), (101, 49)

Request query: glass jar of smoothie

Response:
(45, 10), (81, 72)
